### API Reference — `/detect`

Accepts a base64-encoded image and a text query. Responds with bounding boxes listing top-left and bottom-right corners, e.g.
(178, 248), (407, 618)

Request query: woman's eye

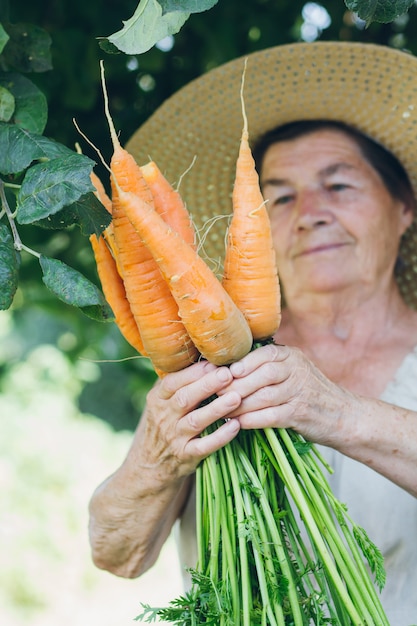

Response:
(328, 183), (349, 192)
(273, 194), (294, 205)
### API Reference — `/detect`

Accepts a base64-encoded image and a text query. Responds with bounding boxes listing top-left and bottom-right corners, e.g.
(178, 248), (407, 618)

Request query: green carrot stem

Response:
(235, 438), (305, 625)
(217, 445), (241, 624)
(279, 447), (375, 622)
(167, 419), (388, 626)
(205, 453), (222, 581)
(337, 520), (389, 624)
(276, 428), (389, 625)
(223, 442), (253, 626)
(263, 428), (365, 624)
(249, 503), (285, 626)
(196, 467), (203, 567)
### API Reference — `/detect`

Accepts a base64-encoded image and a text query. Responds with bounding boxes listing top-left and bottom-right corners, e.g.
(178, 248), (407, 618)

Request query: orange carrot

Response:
(90, 234), (148, 356)
(222, 63), (281, 340)
(90, 169), (120, 260)
(115, 184), (253, 366)
(100, 62), (199, 373)
(88, 170), (147, 355)
(90, 170), (112, 214)
(141, 161), (196, 249)
(97, 64), (155, 207)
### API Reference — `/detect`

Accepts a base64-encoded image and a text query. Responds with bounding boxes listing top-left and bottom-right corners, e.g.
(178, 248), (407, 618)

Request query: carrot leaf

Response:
(16, 154), (97, 223)
(39, 255), (114, 322)
(32, 192), (111, 238)
(0, 222), (20, 310)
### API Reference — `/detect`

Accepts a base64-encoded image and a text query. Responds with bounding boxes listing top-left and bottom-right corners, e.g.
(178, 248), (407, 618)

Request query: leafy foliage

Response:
(0, 6), (111, 321)
(16, 154), (97, 223)
(104, 0), (191, 55)
(103, 0), (417, 55)
(40, 255), (114, 321)
(0, 22), (9, 53)
(0, 72), (47, 133)
(0, 222), (20, 310)
(103, 0), (218, 55)
(2, 21), (52, 72)
(0, 123), (76, 173)
(344, 0), (415, 25)
(32, 191), (113, 237)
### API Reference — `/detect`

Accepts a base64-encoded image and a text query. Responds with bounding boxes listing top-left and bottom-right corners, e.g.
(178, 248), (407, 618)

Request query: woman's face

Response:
(260, 129), (413, 303)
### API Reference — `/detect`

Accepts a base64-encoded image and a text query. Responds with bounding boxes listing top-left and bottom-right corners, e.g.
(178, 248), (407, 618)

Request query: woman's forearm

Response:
(88, 460), (192, 578)
(88, 406), (193, 578)
(330, 393), (417, 498)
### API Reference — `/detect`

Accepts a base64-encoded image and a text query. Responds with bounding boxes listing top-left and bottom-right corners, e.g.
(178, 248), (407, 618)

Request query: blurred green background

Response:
(2, 0), (417, 624)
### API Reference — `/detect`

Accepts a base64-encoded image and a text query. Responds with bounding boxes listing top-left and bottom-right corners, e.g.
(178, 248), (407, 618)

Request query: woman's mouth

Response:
(294, 242), (348, 258)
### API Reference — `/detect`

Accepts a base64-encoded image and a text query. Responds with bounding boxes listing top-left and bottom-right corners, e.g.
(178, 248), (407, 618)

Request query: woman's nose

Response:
(294, 188), (334, 230)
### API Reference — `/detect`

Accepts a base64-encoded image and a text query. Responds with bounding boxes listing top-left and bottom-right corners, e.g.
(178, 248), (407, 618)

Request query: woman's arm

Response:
(331, 394), (417, 497)
(225, 343), (417, 497)
(88, 360), (242, 578)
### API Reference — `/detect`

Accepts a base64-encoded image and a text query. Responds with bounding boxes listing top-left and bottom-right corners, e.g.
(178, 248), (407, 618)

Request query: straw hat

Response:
(127, 41), (417, 308)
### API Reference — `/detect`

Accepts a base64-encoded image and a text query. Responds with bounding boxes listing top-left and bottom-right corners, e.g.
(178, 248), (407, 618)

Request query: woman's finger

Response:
(229, 343), (291, 377)
(171, 365), (236, 416)
(185, 408), (241, 459)
(178, 389), (242, 438)
(157, 360), (217, 400)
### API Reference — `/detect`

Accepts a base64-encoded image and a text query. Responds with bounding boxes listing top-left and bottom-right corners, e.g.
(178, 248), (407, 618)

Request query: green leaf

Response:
(0, 22), (10, 54)
(2, 22), (52, 72)
(0, 122), (73, 175)
(0, 222), (20, 310)
(0, 72), (47, 133)
(344, 0), (415, 24)
(353, 525), (386, 591)
(98, 39), (121, 55)
(106, 0), (190, 55)
(16, 154), (96, 224)
(0, 85), (14, 122)
(39, 255), (114, 321)
(159, 0), (218, 12)
(33, 192), (112, 238)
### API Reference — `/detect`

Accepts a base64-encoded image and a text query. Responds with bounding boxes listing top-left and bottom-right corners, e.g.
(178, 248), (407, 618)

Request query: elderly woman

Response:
(88, 42), (417, 624)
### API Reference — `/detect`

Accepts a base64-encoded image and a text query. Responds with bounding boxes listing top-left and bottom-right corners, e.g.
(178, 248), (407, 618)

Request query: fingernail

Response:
(225, 391), (240, 406)
(216, 367), (231, 382)
(230, 361), (243, 376)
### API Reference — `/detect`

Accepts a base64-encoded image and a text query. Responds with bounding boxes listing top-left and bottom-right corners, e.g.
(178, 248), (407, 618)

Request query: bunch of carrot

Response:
(89, 61), (280, 376)
(91, 63), (388, 624)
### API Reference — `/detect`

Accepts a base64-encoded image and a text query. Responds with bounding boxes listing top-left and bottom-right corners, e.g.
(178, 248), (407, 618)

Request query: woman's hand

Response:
(88, 360), (242, 578)
(224, 343), (356, 446)
(138, 359), (242, 479)
(224, 343), (417, 497)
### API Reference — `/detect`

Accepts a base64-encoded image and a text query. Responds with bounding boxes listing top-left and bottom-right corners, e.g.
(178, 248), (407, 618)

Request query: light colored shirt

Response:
(175, 347), (417, 625)
(322, 346), (417, 626)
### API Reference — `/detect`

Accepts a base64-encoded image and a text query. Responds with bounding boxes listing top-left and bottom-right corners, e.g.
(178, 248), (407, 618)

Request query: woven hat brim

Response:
(126, 41), (417, 308)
